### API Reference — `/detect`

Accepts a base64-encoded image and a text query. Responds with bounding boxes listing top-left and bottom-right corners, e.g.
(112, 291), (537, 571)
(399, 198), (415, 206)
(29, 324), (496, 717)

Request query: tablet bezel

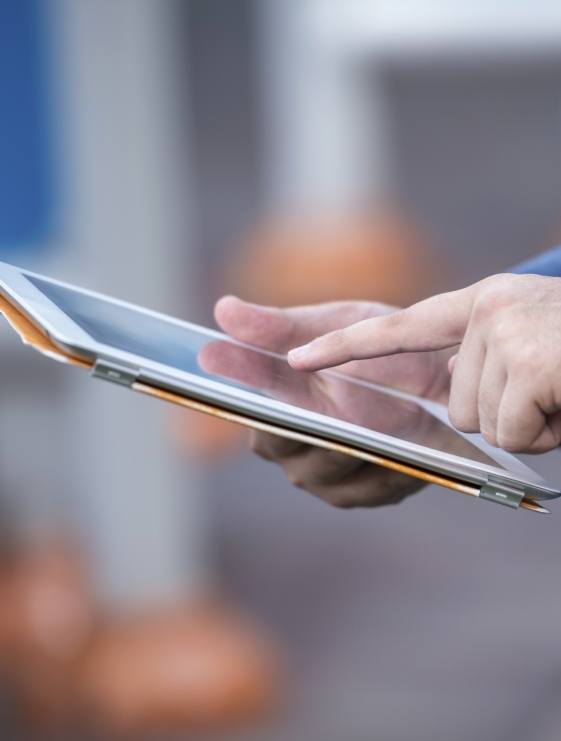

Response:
(0, 260), (559, 501)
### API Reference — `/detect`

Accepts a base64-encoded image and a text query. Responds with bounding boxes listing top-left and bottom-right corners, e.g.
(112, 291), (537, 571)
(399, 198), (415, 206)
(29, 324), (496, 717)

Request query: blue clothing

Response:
(511, 245), (561, 277)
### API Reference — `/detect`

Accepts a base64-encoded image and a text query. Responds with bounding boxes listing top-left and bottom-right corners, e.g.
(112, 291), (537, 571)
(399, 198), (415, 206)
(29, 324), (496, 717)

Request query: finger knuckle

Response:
(496, 437), (521, 453)
(525, 440), (551, 454)
(479, 272), (517, 293)
(488, 316), (518, 346)
(480, 428), (498, 447)
(478, 398), (498, 438)
(448, 403), (473, 432)
(507, 345), (541, 379)
(495, 427), (522, 452)
(473, 279), (516, 322)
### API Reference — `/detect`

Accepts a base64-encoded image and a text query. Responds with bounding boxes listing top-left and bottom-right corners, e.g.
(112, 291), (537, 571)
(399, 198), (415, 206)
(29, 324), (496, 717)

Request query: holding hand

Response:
(213, 296), (452, 508)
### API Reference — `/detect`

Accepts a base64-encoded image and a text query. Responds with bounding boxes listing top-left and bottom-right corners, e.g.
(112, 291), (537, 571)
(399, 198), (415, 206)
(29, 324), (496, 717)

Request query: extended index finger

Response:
(288, 287), (476, 371)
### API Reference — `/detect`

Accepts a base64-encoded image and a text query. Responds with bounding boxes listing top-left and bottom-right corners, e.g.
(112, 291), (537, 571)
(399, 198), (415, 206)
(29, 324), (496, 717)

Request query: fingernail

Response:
(288, 343), (312, 363)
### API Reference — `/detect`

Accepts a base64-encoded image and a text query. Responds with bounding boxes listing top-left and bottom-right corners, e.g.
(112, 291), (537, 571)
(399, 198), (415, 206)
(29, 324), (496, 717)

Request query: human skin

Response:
(288, 273), (561, 455)
(213, 296), (454, 508)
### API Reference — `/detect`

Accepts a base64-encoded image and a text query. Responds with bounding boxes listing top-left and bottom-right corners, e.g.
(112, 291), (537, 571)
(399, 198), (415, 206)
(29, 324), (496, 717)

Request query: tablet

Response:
(0, 260), (559, 514)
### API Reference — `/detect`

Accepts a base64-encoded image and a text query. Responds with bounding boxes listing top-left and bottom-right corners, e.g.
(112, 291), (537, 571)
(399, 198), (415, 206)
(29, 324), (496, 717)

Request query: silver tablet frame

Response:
(1, 260), (559, 502)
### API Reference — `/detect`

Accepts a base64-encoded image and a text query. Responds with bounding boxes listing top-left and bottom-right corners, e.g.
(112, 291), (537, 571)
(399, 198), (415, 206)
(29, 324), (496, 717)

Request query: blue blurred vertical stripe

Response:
(0, 0), (56, 255)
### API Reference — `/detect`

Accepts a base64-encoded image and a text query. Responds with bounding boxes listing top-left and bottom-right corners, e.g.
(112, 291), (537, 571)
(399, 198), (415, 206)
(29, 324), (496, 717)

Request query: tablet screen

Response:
(25, 274), (533, 477)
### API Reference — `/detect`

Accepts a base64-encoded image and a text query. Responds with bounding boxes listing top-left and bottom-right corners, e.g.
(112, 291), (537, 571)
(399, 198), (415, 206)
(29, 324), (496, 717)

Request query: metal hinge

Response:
(480, 475), (525, 509)
(92, 360), (138, 388)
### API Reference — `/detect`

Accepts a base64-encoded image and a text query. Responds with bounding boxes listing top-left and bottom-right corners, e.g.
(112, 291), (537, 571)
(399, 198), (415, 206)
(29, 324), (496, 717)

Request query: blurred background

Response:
(2, 1), (561, 739)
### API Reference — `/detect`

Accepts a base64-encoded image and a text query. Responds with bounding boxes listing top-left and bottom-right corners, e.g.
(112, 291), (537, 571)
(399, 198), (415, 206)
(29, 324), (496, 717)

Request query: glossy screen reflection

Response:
(29, 275), (505, 470)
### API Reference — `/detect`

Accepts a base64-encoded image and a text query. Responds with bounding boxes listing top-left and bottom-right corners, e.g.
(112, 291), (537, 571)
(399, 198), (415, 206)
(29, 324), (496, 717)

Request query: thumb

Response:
(288, 286), (476, 371)
(214, 296), (395, 354)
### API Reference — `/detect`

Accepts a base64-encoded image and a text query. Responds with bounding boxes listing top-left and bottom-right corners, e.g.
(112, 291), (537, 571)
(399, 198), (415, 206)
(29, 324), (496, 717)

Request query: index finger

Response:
(287, 287), (476, 371)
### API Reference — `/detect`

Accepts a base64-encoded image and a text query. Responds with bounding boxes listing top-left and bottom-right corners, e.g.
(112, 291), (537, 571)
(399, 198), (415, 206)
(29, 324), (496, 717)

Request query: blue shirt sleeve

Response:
(511, 245), (561, 276)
